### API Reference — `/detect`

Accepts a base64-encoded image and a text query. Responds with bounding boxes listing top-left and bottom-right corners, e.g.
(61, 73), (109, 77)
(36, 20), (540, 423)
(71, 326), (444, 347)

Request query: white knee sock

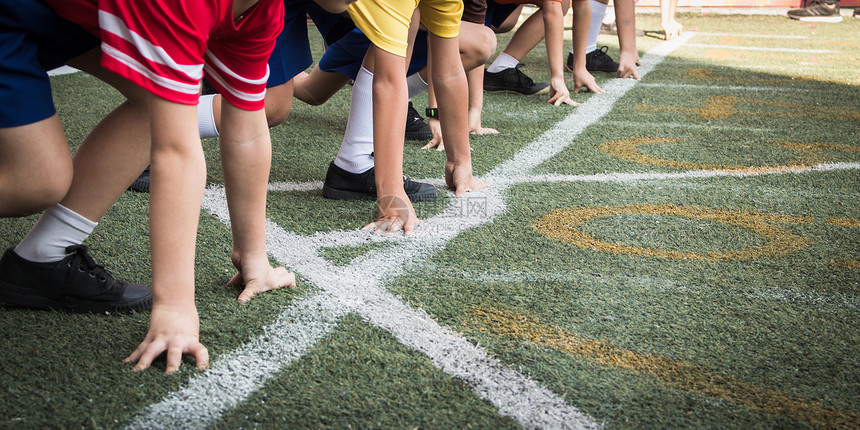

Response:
(334, 66), (376, 174)
(585, 0), (607, 55)
(486, 52), (519, 73)
(198, 94), (219, 139)
(406, 72), (428, 99)
(14, 204), (97, 263)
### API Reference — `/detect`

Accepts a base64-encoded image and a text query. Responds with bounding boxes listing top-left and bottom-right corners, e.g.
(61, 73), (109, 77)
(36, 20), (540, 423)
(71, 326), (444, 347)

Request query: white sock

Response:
(585, 0), (607, 54)
(14, 204), (97, 263)
(406, 72), (428, 99)
(198, 94), (219, 139)
(486, 52), (519, 73)
(334, 66), (376, 174)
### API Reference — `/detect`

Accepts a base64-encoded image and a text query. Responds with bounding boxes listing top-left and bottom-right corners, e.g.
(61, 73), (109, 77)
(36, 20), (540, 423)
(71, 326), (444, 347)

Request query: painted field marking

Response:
(127, 30), (858, 429)
(693, 32), (809, 39)
(686, 43), (833, 53)
(638, 83), (813, 92)
(601, 120), (776, 132)
(469, 306), (860, 429)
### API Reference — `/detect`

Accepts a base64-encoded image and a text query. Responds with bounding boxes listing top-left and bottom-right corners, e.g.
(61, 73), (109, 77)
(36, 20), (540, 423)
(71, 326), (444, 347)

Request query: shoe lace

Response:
(513, 65), (536, 87)
(65, 245), (112, 284)
(593, 46), (612, 63)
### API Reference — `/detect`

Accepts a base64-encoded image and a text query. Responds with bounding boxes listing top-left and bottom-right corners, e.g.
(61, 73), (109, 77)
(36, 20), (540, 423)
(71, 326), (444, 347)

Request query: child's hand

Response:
(662, 20), (683, 41)
(573, 69), (604, 94)
(125, 304), (209, 374)
(421, 118), (445, 151)
(445, 161), (488, 196)
(617, 51), (641, 80)
(364, 192), (418, 236)
(470, 125), (499, 135)
(547, 77), (579, 107)
(228, 254), (296, 303)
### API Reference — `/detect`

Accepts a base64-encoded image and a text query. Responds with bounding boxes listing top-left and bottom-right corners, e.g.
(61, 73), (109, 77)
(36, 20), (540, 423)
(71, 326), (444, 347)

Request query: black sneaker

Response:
(405, 101), (432, 141)
(0, 245), (152, 313)
(483, 65), (549, 95)
(129, 166), (150, 193)
(787, 1), (842, 21)
(585, 46), (619, 73)
(566, 51), (574, 72)
(322, 162), (438, 202)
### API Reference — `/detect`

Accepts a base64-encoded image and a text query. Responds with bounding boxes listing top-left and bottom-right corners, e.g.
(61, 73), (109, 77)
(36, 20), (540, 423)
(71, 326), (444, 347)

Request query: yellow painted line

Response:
(532, 204), (812, 261)
(826, 218), (860, 228)
(599, 137), (859, 172)
(469, 306), (860, 429)
(832, 259), (860, 270)
(634, 96), (860, 121)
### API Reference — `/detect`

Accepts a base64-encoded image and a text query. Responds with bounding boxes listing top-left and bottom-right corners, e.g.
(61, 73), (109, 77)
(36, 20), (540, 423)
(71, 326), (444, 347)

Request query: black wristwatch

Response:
(425, 107), (439, 119)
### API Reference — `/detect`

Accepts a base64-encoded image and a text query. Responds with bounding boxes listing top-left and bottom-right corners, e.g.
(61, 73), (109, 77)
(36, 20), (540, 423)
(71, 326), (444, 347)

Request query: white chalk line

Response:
(684, 43), (832, 53)
(693, 32), (809, 39)
(636, 83), (813, 92)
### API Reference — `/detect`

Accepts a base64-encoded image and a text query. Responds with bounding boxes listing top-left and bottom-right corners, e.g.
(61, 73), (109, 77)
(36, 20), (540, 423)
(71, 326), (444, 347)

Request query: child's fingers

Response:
(131, 339), (166, 372)
(227, 272), (243, 286)
(165, 346), (183, 374)
(190, 344), (210, 370)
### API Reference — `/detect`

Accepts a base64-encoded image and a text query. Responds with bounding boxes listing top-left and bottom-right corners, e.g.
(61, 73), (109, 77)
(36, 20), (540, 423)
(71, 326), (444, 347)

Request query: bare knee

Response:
(0, 158), (72, 217)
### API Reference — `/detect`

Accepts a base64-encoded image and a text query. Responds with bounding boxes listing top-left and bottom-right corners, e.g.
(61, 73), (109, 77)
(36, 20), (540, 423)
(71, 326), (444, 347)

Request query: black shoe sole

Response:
(405, 129), (433, 141)
(483, 85), (549, 96)
(0, 280), (152, 314)
(322, 185), (438, 203)
(129, 177), (150, 193)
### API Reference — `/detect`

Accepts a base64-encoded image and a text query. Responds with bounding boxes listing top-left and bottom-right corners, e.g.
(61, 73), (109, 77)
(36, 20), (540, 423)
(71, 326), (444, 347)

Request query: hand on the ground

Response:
(125, 304), (209, 374)
(573, 69), (604, 94)
(421, 118), (445, 151)
(617, 51), (641, 80)
(228, 253), (296, 302)
(470, 125), (499, 135)
(548, 77), (580, 106)
(363, 192), (418, 236)
(446, 162), (488, 196)
(662, 21), (683, 41)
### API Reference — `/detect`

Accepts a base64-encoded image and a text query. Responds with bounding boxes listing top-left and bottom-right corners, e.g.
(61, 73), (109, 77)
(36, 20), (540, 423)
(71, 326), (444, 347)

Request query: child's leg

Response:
(0, 117), (72, 217)
(293, 66), (351, 106)
(218, 102), (296, 303)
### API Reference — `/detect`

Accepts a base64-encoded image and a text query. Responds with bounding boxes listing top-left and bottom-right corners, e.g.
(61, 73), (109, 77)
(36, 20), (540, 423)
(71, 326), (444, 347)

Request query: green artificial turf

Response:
(1, 11), (858, 430)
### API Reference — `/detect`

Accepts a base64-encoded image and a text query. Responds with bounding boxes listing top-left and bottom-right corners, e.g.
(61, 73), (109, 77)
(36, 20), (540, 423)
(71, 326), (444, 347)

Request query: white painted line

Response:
(693, 32), (809, 39)
(637, 83), (812, 92)
(268, 181), (323, 192)
(684, 43), (832, 53)
(125, 293), (348, 430)
(522, 163), (860, 184)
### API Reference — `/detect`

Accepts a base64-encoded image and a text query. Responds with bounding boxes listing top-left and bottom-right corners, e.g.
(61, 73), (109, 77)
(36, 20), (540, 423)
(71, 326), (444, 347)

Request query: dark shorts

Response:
(0, 0), (99, 127)
(267, 0), (315, 87)
(318, 29), (429, 81)
(484, 0), (522, 29)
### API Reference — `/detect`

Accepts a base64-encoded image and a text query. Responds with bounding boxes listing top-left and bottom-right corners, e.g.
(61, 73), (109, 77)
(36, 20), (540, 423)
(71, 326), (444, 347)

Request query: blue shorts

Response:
(267, 0), (315, 88)
(268, 1), (358, 88)
(484, 0), (521, 29)
(318, 29), (429, 81)
(0, 0), (99, 127)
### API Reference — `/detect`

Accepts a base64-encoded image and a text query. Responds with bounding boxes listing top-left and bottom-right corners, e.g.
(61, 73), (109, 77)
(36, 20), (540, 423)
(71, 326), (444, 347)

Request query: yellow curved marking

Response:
(598, 137), (838, 171)
(469, 306), (859, 429)
(532, 204), (811, 261)
(826, 217), (860, 228)
(833, 259), (860, 270)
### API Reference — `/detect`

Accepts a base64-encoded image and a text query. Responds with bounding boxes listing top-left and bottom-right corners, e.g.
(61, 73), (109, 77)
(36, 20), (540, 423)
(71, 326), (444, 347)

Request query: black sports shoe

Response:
(129, 166), (150, 193)
(322, 162), (438, 202)
(0, 245), (152, 313)
(787, 1), (842, 21)
(585, 46), (619, 73)
(483, 65), (549, 95)
(566, 51), (574, 72)
(405, 101), (432, 141)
